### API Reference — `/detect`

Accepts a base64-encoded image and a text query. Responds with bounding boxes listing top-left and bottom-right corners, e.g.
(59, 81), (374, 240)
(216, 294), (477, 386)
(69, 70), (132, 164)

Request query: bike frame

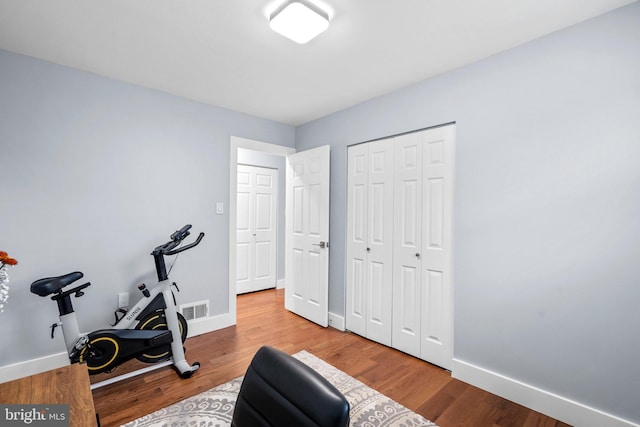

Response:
(116, 278), (190, 373)
(35, 225), (204, 386)
(57, 278), (180, 355)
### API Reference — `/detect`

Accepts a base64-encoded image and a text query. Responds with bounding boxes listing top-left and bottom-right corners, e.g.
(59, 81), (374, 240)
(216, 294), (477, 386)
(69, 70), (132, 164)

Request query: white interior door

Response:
(365, 139), (394, 345)
(236, 165), (277, 294)
(285, 145), (330, 327)
(391, 125), (455, 369)
(346, 140), (394, 346)
(392, 132), (423, 357)
(346, 143), (368, 336)
(420, 125), (455, 369)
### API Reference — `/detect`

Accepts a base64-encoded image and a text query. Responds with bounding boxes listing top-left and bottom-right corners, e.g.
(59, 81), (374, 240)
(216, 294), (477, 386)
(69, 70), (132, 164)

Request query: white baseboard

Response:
(276, 279), (285, 289)
(186, 311), (235, 337)
(0, 352), (69, 384)
(328, 311), (345, 331)
(0, 312), (236, 385)
(452, 358), (639, 427)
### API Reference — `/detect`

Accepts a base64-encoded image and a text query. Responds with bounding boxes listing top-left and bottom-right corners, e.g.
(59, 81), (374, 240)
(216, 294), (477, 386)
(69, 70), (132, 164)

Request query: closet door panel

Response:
(368, 261), (385, 326)
(253, 172), (277, 290)
(346, 144), (368, 336)
(365, 139), (393, 346)
(392, 133), (422, 357)
(393, 264), (421, 357)
(420, 125), (455, 369)
(423, 269), (444, 342)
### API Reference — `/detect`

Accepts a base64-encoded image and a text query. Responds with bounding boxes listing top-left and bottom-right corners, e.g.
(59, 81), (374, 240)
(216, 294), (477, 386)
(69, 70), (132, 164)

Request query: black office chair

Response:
(232, 346), (350, 427)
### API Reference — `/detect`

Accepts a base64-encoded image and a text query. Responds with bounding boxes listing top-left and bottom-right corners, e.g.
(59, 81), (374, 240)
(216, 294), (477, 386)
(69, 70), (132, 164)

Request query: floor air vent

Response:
(180, 300), (209, 321)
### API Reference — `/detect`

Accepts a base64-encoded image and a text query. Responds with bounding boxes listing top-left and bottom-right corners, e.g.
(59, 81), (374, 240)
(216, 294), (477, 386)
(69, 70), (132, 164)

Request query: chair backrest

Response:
(231, 346), (350, 427)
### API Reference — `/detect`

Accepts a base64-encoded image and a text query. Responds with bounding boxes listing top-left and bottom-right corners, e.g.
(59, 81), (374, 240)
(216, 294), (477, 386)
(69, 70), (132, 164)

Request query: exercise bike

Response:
(30, 225), (204, 385)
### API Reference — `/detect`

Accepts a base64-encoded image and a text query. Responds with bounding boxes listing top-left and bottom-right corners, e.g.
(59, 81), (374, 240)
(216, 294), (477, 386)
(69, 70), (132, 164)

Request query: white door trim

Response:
(229, 136), (295, 323)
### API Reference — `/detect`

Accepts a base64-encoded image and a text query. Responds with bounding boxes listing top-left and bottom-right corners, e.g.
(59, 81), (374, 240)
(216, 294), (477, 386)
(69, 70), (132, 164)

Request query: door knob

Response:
(416, 253), (421, 258)
(366, 247), (371, 252)
(312, 241), (328, 249)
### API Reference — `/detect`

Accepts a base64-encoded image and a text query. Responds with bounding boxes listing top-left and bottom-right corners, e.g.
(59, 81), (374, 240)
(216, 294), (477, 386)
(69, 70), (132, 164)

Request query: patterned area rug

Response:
(122, 350), (437, 427)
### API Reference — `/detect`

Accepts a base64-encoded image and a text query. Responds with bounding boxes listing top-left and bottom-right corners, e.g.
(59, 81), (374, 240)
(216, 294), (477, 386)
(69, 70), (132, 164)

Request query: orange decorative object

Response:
(0, 251), (18, 266)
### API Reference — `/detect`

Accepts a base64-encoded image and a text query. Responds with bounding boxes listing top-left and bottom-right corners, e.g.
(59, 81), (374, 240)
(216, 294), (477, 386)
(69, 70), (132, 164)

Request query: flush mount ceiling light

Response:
(269, 0), (330, 44)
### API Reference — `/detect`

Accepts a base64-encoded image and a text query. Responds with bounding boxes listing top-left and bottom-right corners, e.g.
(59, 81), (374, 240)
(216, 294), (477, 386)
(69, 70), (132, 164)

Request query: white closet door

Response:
(347, 125), (455, 369)
(346, 140), (394, 345)
(420, 125), (455, 369)
(236, 165), (277, 294)
(392, 132), (424, 357)
(346, 143), (369, 336)
(365, 139), (394, 345)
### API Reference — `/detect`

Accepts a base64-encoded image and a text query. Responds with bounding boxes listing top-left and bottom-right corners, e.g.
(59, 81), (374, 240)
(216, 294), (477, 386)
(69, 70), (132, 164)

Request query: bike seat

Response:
(30, 272), (84, 297)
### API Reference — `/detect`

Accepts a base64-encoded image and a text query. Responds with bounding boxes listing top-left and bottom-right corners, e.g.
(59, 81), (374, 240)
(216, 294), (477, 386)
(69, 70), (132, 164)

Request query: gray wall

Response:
(0, 50), (294, 366)
(1, 2), (639, 423)
(296, 2), (640, 423)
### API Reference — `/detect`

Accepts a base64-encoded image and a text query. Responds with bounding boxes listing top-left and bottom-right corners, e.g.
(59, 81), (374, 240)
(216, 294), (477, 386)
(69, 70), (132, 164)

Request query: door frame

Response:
(229, 136), (295, 323)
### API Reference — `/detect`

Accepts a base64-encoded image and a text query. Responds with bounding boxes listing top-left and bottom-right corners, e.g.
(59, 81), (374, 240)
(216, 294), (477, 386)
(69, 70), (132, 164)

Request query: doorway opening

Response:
(228, 137), (295, 323)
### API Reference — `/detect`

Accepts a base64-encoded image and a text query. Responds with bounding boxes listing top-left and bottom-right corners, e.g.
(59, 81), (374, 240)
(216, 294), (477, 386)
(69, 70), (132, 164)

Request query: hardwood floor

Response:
(92, 289), (571, 427)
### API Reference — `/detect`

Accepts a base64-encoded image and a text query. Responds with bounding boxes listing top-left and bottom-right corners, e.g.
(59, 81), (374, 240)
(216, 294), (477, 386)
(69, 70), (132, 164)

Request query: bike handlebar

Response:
(165, 232), (205, 255)
(152, 225), (204, 255)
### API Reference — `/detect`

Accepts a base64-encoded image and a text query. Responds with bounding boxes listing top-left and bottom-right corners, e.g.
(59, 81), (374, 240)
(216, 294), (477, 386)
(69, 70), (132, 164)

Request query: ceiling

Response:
(0, 0), (635, 126)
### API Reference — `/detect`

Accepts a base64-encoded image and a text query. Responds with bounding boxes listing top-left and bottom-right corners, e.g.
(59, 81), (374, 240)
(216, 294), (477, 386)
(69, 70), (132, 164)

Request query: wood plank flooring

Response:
(91, 289), (571, 427)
